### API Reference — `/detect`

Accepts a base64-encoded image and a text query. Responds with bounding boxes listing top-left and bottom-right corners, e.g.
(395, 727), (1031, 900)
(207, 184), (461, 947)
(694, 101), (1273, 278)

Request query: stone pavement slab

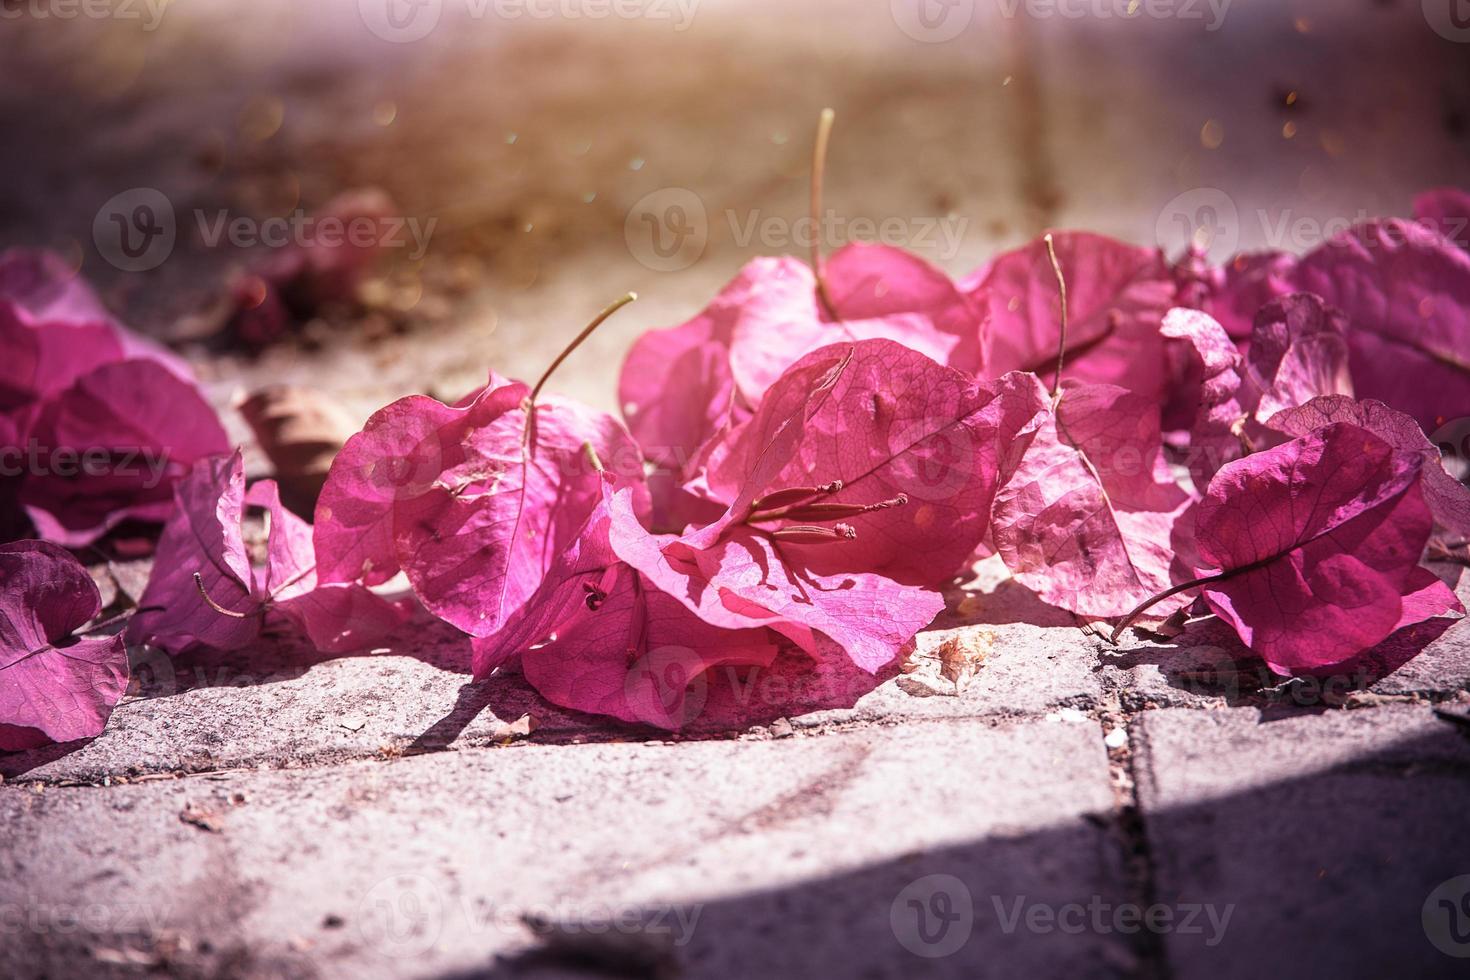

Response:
(1, 716), (1126, 980)
(2, 566), (1106, 785)
(1131, 706), (1470, 980)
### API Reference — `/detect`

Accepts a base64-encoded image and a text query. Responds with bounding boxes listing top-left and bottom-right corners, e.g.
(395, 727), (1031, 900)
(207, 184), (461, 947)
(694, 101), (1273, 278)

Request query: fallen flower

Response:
(1293, 219), (1470, 436)
(0, 540), (129, 751)
(977, 231), (1175, 402)
(1267, 395), (1470, 542)
(317, 297), (647, 638)
(1117, 423), (1462, 672)
(990, 373), (1198, 618)
(128, 452), (407, 656)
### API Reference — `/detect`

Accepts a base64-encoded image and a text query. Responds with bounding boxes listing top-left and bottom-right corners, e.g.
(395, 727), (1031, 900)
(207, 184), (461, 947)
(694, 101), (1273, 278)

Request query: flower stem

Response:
(531, 293), (639, 405)
(1108, 573), (1223, 644)
(811, 107), (840, 320)
(194, 573), (258, 620)
(1044, 233), (1068, 403)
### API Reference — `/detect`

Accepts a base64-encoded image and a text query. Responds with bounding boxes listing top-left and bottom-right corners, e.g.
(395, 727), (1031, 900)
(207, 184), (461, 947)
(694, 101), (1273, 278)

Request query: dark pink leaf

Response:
(0, 248), (195, 380)
(0, 300), (122, 410)
(619, 248), (984, 489)
(1197, 251), (1297, 343)
(0, 540), (128, 751)
(1192, 423), (1460, 672)
(246, 480), (409, 654)
(1293, 220), (1470, 435)
(991, 374), (1197, 617)
(520, 560), (780, 729)
(607, 341), (984, 672)
(20, 359), (230, 546)
(980, 232), (1175, 401)
(394, 394), (643, 638)
(723, 253), (970, 414)
(608, 486), (939, 673)
(1267, 395), (1470, 541)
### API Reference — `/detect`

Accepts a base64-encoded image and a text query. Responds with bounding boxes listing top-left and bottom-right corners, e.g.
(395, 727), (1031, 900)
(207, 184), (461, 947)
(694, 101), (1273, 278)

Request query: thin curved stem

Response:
(1109, 573), (1222, 644)
(811, 107), (840, 320)
(1043, 233), (1069, 402)
(531, 293), (639, 405)
(194, 573), (259, 620)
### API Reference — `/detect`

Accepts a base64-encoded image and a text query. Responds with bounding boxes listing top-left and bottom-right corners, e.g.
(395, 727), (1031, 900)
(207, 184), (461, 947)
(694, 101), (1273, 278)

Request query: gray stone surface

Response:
(1132, 707), (1470, 980)
(0, 717), (1126, 980)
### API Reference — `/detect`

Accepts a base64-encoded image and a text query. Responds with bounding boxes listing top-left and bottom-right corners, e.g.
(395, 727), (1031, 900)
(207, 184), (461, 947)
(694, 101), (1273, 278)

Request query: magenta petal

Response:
(981, 232), (1175, 401)
(0, 249), (196, 381)
(1202, 251), (1297, 342)
(391, 389), (643, 638)
(520, 562), (780, 729)
(1293, 220), (1470, 434)
(1245, 293), (1354, 423)
(127, 453), (260, 655)
(20, 359), (229, 546)
(608, 487), (941, 674)
(0, 540), (128, 751)
(1267, 395), (1470, 541)
(273, 585), (409, 655)
(0, 300), (123, 409)
(822, 242), (985, 373)
(619, 300), (737, 479)
(314, 380), (530, 586)
(1161, 308), (1246, 487)
(1195, 423), (1437, 671)
(992, 376), (1196, 617)
(1390, 567), (1464, 633)
(703, 340), (1010, 586)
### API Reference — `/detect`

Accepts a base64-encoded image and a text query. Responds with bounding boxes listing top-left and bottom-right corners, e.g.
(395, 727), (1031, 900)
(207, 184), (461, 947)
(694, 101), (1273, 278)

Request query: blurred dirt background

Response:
(2, 0), (1468, 445)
